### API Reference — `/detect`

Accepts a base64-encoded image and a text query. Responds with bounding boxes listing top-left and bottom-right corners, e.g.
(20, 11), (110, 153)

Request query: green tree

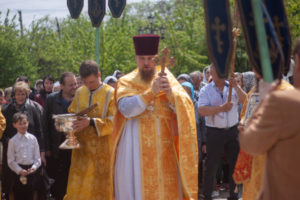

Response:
(285, 0), (300, 42)
(0, 10), (34, 88)
(0, 0), (298, 89)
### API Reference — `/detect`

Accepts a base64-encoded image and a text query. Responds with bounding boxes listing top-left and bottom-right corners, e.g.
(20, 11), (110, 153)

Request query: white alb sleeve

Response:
(118, 96), (147, 118)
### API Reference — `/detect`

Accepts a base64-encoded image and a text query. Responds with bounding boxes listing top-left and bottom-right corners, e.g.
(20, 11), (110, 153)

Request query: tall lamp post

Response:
(138, 14), (166, 39)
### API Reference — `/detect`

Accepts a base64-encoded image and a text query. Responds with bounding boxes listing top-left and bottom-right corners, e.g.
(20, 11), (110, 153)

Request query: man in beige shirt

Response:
(239, 38), (300, 200)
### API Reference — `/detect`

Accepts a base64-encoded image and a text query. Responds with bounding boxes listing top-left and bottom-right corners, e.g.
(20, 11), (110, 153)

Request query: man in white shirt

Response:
(198, 64), (246, 200)
(7, 112), (41, 200)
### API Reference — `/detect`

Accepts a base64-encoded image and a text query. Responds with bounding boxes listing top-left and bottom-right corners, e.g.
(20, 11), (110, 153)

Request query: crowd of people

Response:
(0, 69), (121, 200)
(0, 35), (299, 200)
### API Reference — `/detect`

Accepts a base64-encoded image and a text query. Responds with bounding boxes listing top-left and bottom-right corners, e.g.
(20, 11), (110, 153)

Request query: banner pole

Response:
(251, 0), (273, 82)
(95, 27), (100, 67)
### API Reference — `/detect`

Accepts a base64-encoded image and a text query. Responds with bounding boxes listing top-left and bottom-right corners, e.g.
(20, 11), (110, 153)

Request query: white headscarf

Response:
(203, 65), (210, 83)
(242, 71), (256, 93)
(104, 76), (117, 84)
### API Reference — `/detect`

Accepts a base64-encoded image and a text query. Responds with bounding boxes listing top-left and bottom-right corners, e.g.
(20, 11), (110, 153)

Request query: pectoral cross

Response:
(212, 17), (226, 54)
(153, 47), (176, 77)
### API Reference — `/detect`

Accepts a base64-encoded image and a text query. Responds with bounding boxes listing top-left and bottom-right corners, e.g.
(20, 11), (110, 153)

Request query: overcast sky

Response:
(0, 0), (152, 27)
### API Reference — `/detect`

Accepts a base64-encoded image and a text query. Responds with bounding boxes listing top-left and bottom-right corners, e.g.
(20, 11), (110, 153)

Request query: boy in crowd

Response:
(7, 113), (41, 200)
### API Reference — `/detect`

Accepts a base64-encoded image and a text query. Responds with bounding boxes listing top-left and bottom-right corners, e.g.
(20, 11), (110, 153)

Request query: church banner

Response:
(264, 0), (292, 75)
(237, 0), (284, 79)
(109, 0), (126, 18)
(88, 0), (106, 27)
(203, 0), (233, 78)
(67, 0), (84, 19)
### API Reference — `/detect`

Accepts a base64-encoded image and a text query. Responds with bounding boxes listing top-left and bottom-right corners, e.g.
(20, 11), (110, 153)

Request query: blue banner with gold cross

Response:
(203, 0), (233, 78)
(237, 0), (284, 79)
(67, 0), (84, 19)
(109, 0), (126, 18)
(88, 0), (106, 27)
(264, 0), (292, 75)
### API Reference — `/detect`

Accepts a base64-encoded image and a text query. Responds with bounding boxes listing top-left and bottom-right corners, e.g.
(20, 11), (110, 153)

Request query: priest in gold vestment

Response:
(64, 60), (114, 200)
(111, 35), (198, 200)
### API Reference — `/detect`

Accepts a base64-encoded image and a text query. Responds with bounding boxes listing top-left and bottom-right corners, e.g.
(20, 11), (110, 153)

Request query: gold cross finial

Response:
(153, 47), (176, 76)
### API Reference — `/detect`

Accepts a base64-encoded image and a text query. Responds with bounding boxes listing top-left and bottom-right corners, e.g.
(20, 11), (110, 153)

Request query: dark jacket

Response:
(43, 91), (70, 158)
(28, 98), (43, 116)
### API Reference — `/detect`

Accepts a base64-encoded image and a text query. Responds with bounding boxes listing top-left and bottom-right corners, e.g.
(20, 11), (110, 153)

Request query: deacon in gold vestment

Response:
(111, 35), (198, 200)
(234, 79), (293, 200)
(64, 60), (114, 200)
(0, 106), (6, 137)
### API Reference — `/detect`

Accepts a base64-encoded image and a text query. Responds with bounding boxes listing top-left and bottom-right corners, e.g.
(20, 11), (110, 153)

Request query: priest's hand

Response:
(159, 76), (172, 96)
(152, 77), (161, 95)
(73, 117), (90, 132)
(152, 76), (172, 96)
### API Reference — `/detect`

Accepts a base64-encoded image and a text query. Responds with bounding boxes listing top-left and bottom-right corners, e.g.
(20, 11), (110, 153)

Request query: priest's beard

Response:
(139, 67), (155, 82)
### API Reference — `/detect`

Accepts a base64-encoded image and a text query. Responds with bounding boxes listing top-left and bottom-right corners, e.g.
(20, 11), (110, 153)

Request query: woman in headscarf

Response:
(103, 76), (117, 88)
(112, 70), (124, 79)
(181, 82), (194, 100)
(241, 71), (256, 93)
(34, 75), (54, 107)
(203, 65), (211, 83)
(177, 74), (193, 84)
(34, 79), (43, 94)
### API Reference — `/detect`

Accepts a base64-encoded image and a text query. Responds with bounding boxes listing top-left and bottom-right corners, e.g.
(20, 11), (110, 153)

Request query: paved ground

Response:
(214, 190), (230, 199)
(199, 190), (243, 200)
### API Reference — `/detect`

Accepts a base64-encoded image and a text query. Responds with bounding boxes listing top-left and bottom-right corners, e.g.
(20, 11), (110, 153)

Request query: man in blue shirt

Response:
(198, 64), (246, 200)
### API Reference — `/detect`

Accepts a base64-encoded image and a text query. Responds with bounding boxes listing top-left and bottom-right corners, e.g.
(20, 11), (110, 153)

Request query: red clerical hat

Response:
(133, 34), (160, 56)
